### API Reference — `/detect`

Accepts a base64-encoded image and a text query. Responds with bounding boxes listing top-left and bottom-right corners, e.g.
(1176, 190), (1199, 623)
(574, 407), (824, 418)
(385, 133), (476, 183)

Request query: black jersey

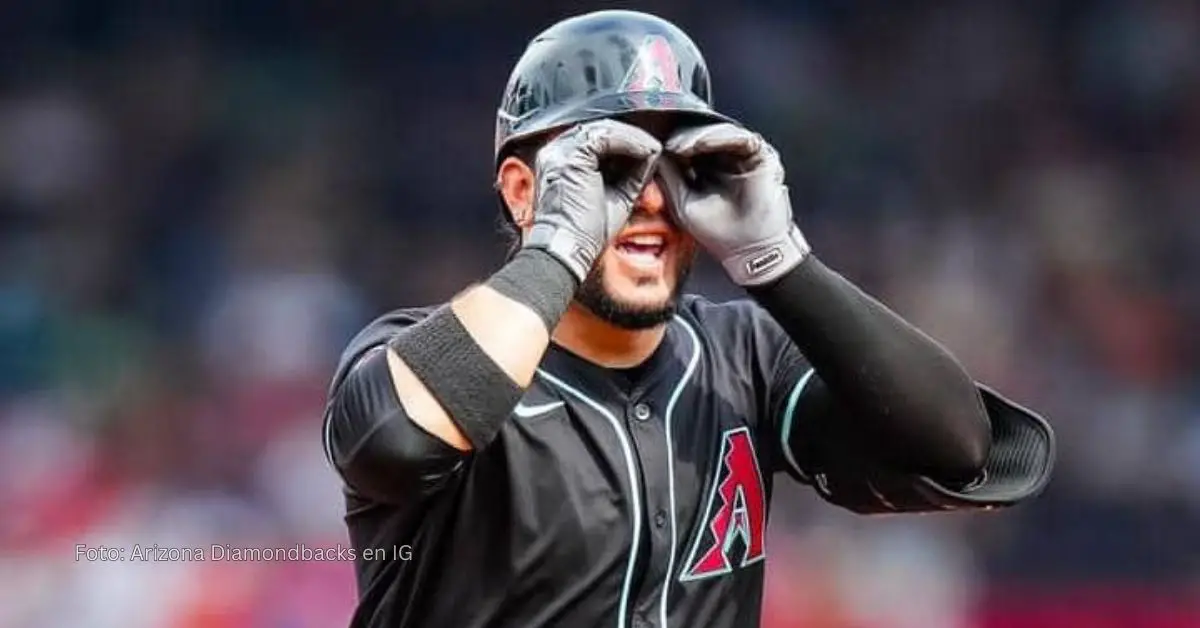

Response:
(322, 294), (1053, 628)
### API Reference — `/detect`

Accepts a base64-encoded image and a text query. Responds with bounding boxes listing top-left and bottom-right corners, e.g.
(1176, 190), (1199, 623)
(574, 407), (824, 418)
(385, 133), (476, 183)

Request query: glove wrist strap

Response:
(724, 224), (811, 286)
(524, 223), (599, 283)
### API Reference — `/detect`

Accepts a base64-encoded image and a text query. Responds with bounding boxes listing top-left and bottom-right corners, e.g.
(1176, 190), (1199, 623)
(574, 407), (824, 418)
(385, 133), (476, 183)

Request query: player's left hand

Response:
(658, 123), (810, 286)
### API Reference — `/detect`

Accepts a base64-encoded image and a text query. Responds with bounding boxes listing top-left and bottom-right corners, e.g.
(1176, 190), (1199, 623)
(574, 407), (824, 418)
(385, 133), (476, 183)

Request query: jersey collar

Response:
(542, 317), (691, 402)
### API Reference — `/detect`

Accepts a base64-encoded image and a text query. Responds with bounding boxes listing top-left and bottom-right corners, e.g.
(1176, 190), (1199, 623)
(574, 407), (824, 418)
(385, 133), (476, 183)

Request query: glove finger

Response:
(577, 118), (663, 162)
(620, 146), (660, 195)
(654, 157), (693, 226)
(601, 122), (662, 214)
(605, 150), (659, 219)
(656, 157), (733, 236)
(665, 123), (758, 159)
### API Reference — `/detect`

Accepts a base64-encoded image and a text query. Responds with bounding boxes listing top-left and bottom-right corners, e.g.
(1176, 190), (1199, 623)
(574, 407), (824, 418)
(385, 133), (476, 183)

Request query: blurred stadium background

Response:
(0, 0), (1197, 626)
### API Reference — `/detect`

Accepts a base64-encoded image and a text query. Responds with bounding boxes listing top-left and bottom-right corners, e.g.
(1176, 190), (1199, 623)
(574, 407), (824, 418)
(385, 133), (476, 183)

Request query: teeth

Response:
(620, 247), (661, 264)
(624, 234), (664, 246)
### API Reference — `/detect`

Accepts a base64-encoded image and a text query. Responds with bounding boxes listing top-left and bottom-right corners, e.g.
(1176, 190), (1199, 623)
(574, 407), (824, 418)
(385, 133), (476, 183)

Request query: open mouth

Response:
(615, 233), (667, 267)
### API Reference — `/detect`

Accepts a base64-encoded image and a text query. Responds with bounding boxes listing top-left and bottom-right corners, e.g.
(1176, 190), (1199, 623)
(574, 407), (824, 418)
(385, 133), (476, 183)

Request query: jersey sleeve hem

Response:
(778, 367), (816, 483)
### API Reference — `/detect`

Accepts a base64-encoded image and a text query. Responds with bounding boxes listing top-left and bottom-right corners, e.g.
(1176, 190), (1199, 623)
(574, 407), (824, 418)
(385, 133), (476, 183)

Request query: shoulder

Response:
(677, 293), (785, 343)
(328, 304), (441, 393)
(679, 293), (761, 323)
(676, 293), (799, 374)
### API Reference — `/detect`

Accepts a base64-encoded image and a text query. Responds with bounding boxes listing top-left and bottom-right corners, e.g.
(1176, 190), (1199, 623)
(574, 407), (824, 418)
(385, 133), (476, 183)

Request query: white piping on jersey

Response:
(535, 367), (644, 628)
(866, 479), (898, 511)
(658, 316), (702, 628)
(779, 367), (816, 482)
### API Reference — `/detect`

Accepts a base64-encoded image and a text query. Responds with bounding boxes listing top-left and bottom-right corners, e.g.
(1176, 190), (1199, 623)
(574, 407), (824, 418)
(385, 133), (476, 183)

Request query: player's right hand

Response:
(524, 119), (662, 282)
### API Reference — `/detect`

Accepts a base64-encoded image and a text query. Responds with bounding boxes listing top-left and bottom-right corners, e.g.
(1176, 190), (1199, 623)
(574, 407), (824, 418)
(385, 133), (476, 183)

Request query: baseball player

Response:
(322, 10), (1055, 628)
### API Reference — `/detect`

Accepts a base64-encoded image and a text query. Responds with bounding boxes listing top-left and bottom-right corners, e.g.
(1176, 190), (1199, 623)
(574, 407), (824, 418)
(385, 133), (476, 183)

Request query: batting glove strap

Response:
(721, 223), (811, 287)
(524, 223), (601, 284)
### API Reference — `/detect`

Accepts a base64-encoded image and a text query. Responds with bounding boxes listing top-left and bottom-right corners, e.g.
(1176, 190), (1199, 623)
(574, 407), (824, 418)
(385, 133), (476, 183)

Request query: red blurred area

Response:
(977, 587), (1200, 628)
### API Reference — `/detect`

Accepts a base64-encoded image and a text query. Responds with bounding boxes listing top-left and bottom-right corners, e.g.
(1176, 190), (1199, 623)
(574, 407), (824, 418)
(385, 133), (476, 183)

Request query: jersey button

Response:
(633, 403), (652, 421)
(632, 614), (653, 628)
(654, 509), (667, 528)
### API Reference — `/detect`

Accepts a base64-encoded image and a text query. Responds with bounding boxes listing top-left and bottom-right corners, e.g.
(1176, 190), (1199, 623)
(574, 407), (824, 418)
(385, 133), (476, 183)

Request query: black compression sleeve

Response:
(748, 255), (992, 483)
(487, 248), (579, 329)
(385, 248), (578, 451)
(387, 305), (524, 451)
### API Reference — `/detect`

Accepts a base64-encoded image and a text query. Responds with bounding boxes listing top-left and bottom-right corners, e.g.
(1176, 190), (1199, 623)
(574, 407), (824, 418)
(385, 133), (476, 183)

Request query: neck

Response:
(551, 302), (667, 369)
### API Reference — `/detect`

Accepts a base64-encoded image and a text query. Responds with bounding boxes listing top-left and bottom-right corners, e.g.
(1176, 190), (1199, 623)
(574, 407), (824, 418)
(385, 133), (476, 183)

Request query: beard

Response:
(574, 253), (694, 330)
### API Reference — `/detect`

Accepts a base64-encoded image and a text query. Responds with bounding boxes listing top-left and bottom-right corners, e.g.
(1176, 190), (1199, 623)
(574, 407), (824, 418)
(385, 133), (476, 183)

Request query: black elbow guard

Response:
(800, 385), (1054, 515)
(914, 385), (1055, 510)
(324, 347), (467, 503)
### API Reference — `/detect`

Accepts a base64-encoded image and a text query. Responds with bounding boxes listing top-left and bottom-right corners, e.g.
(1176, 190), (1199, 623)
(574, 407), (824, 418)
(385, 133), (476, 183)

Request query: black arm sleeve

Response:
(749, 254), (993, 484)
(782, 381), (1055, 514)
(323, 346), (468, 504)
(746, 257), (1056, 514)
(320, 249), (577, 500)
(386, 248), (578, 450)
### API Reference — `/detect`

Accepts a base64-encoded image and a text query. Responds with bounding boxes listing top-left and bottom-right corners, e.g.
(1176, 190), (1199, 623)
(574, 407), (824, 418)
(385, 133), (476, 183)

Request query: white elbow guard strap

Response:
(387, 305), (524, 450)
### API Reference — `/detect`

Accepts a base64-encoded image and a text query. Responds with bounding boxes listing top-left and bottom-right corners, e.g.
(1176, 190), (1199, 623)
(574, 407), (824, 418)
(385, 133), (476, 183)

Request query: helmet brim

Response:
(495, 90), (738, 162)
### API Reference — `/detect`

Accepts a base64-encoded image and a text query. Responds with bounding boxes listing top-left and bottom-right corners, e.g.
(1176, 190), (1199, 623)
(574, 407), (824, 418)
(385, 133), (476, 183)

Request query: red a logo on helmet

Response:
(679, 427), (767, 581)
(620, 35), (683, 94)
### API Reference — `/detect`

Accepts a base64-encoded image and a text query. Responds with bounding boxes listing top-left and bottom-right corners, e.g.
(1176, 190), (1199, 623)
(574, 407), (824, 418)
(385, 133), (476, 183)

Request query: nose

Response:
(635, 179), (666, 215)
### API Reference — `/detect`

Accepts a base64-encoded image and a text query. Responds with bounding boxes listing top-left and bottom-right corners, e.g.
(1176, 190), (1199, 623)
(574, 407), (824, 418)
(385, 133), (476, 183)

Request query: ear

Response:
(497, 156), (536, 230)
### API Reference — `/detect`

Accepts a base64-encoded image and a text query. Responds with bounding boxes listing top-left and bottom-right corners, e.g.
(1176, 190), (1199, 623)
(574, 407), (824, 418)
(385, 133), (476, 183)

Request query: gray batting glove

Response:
(659, 123), (810, 287)
(525, 119), (663, 282)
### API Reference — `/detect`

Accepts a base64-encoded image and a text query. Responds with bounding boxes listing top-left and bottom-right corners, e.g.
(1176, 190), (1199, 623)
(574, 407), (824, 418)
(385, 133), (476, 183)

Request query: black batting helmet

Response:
(494, 10), (736, 167)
